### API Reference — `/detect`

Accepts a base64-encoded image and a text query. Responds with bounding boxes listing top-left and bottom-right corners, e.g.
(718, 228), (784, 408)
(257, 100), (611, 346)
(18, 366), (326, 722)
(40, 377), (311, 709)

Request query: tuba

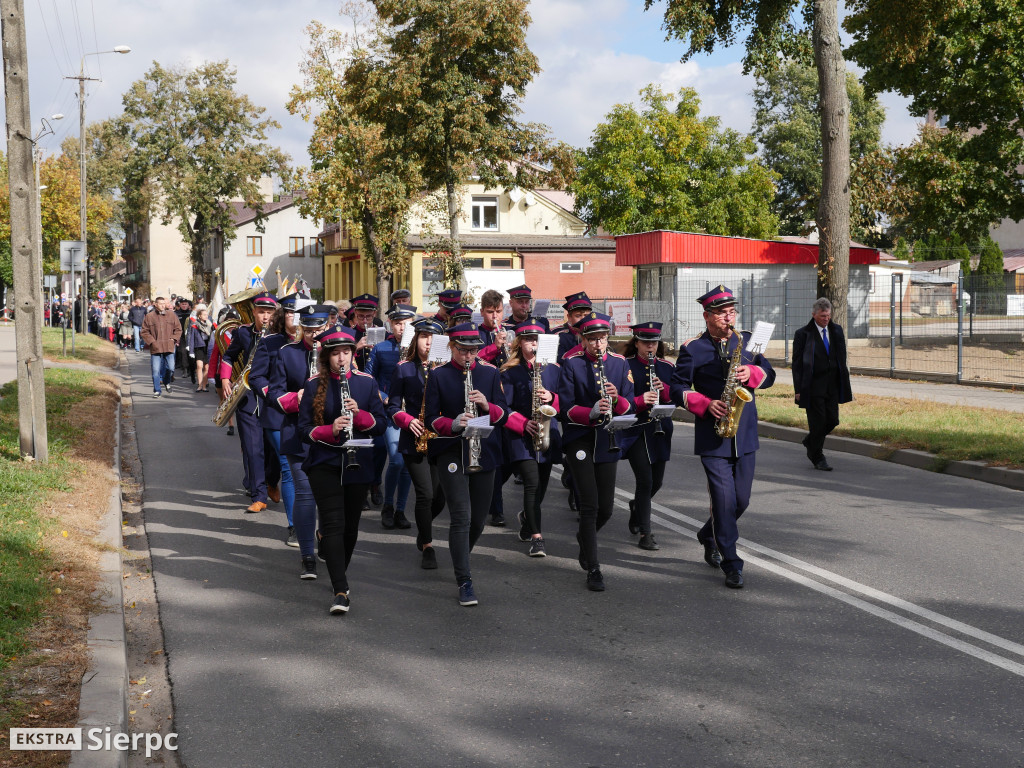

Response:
(532, 358), (556, 453)
(212, 286), (264, 427)
(715, 326), (753, 439)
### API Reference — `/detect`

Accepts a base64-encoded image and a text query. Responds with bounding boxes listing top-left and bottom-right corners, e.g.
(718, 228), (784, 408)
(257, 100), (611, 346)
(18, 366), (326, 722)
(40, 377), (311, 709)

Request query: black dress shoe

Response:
(627, 499), (639, 535)
(724, 571), (744, 589)
(381, 504), (395, 529)
(814, 458), (833, 471)
(586, 567), (605, 592)
(638, 533), (659, 551)
(701, 540), (723, 568)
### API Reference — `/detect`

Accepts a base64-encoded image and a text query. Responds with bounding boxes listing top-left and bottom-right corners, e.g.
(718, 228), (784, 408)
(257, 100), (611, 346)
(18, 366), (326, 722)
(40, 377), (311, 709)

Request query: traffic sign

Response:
(97, 290), (106, 300)
(59, 240), (86, 271)
(60, 292), (67, 300)
(250, 264), (264, 278)
(125, 287), (134, 297)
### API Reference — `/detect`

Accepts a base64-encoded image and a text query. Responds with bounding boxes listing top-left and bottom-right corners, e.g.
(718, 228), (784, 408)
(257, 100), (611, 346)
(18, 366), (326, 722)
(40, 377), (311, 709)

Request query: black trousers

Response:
(308, 466), (366, 594)
(626, 438), (666, 536)
(435, 446), (495, 586)
(803, 395), (840, 462)
(514, 458), (552, 537)
(564, 437), (618, 569)
(405, 452), (443, 549)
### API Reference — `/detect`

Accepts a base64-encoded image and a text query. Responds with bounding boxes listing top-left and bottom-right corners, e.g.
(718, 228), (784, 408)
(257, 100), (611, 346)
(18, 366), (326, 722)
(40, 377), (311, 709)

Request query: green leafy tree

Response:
(647, 0), (854, 326)
(752, 60), (885, 242)
(892, 236), (910, 261)
(572, 85), (778, 238)
(973, 235), (1005, 314)
(116, 61), (290, 294)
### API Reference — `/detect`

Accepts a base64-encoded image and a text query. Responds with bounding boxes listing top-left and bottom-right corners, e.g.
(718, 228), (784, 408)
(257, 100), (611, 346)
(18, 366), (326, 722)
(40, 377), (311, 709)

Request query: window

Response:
(246, 236), (262, 257)
(490, 258), (513, 269)
(471, 196), (499, 230)
(560, 262), (584, 273)
(289, 237), (304, 257)
(310, 237), (324, 257)
(463, 258), (485, 269)
(869, 273), (876, 294)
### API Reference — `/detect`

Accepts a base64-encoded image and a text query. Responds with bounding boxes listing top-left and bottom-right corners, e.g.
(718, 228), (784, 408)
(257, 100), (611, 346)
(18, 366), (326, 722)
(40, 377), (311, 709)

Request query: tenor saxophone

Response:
(715, 326), (754, 439)
(532, 357), (556, 453)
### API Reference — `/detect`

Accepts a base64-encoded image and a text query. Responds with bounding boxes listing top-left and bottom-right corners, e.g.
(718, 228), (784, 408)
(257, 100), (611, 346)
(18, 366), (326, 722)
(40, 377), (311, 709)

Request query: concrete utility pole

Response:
(2, 0), (49, 461)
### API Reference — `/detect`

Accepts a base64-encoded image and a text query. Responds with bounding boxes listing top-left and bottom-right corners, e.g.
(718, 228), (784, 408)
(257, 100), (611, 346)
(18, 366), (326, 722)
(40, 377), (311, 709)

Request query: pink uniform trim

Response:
(393, 411), (415, 430)
(613, 395), (630, 415)
(568, 405), (593, 425)
(478, 344), (500, 362)
(747, 365), (767, 389)
(433, 416), (455, 436)
(261, 386), (268, 396)
(353, 410), (374, 432)
(549, 394), (560, 412)
(311, 425), (339, 444)
(488, 404), (504, 425)
(506, 411), (528, 435)
(278, 391), (300, 413)
(633, 395), (649, 413)
(660, 382), (671, 402)
(218, 361), (233, 380)
(684, 391), (711, 418)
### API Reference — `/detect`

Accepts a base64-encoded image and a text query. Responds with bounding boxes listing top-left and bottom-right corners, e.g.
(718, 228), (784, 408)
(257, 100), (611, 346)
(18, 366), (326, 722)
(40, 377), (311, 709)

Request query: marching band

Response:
(209, 280), (773, 614)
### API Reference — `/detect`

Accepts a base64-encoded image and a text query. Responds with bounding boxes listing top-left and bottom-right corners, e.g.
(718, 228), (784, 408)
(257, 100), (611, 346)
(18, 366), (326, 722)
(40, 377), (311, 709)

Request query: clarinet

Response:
(595, 354), (620, 453)
(464, 359), (483, 473)
(647, 352), (666, 436)
(338, 372), (360, 470)
(309, 341), (319, 377)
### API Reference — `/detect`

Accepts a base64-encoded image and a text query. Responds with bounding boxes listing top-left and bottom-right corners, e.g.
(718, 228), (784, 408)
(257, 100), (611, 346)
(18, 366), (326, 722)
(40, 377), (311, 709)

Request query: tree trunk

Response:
(361, 210), (388, 321)
(813, 0), (851, 329)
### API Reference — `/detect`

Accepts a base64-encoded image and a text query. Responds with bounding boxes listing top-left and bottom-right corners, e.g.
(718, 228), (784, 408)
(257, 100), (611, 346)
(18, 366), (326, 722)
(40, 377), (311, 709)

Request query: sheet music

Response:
(429, 336), (451, 364)
(532, 299), (550, 319)
(344, 438), (374, 448)
(535, 333), (560, 364)
(365, 326), (387, 347)
(746, 321), (774, 354)
(400, 324), (415, 351)
(608, 414), (637, 431)
(649, 404), (675, 419)
(463, 414), (493, 438)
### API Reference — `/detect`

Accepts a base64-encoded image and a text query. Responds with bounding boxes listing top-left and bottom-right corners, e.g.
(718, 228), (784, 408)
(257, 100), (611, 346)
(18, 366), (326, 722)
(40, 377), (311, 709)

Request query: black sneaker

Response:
(586, 567), (605, 592)
(330, 592), (350, 614)
(421, 546), (438, 570)
(226, 425), (234, 436)
(381, 504), (395, 529)
(489, 513), (506, 527)
(393, 509), (412, 529)
(528, 537), (546, 557)
(300, 556), (317, 580)
(458, 580), (478, 607)
(517, 510), (531, 542)
(286, 526), (298, 548)
(370, 485), (383, 506)
(638, 533), (660, 551)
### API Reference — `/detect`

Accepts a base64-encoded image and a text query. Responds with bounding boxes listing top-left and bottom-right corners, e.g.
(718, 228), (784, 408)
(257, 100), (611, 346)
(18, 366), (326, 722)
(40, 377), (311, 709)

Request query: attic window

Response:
(471, 196), (499, 230)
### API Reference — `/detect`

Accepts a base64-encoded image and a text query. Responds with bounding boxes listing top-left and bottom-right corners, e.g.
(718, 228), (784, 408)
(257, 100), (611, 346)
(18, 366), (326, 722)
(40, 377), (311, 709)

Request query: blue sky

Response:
(6, 0), (919, 170)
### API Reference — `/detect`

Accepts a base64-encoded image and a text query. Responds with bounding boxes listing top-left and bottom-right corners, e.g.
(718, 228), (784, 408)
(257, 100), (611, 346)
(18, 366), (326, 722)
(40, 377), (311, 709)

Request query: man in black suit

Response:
(792, 297), (852, 471)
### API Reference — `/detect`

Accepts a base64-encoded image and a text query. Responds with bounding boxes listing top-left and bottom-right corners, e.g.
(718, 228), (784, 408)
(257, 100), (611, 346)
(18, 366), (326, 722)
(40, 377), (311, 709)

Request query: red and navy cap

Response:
(697, 285), (737, 310)
(631, 321), (663, 340)
(513, 317), (546, 336)
(252, 292), (279, 308)
(298, 304), (332, 327)
(447, 322), (484, 346)
(386, 304), (418, 321)
(349, 293), (379, 310)
(562, 292), (592, 312)
(413, 317), (445, 336)
(437, 290), (463, 309)
(314, 325), (357, 348)
(507, 284), (532, 299)
(448, 304), (473, 321)
(576, 311), (612, 335)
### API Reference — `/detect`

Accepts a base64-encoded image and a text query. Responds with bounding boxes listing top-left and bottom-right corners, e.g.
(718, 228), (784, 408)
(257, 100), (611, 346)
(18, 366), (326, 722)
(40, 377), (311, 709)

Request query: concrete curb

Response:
(70, 352), (128, 768)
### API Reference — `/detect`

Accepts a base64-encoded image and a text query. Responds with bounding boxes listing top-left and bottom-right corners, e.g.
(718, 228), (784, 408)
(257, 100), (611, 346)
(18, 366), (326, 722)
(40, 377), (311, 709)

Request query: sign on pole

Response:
(248, 264), (264, 288)
(124, 287), (134, 297)
(43, 275), (57, 289)
(59, 240), (86, 271)
(97, 290), (106, 300)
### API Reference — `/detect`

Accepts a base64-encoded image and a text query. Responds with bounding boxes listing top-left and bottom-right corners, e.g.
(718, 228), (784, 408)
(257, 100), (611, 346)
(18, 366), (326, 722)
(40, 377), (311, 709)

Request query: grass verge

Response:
(756, 383), (1024, 469)
(0, 367), (119, 766)
(40, 326), (119, 369)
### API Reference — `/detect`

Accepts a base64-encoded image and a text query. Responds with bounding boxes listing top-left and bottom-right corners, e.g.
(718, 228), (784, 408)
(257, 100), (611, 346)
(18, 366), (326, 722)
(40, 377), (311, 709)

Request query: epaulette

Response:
(683, 334), (702, 347)
(607, 351), (626, 360)
(476, 360), (497, 369)
(351, 369), (373, 378)
(395, 359), (413, 367)
(564, 350), (584, 360)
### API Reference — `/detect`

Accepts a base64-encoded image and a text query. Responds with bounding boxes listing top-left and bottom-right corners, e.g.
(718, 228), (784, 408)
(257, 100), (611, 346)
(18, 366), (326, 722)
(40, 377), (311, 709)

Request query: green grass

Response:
(0, 368), (105, 671)
(41, 326), (116, 367)
(756, 383), (1024, 468)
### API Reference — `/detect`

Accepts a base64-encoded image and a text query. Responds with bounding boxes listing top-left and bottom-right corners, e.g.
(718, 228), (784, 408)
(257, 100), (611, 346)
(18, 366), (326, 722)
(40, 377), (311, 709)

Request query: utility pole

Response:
(2, 0), (49, 461)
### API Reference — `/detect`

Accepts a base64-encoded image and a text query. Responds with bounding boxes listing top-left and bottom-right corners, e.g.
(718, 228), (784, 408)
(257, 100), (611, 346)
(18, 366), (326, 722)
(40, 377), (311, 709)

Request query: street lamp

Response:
(67, 45), (131, 332)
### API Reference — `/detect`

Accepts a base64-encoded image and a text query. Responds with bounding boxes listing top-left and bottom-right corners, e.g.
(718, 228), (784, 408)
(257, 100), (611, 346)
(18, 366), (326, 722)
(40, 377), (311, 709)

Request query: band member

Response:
(446, 304), (472, 328)
(424, 322), (509, 607)
(298, 326), (388, 614)
(390, 288), (413, 306)
(434, 289), (462, 326)
(477, 289), (510, 367)
(553, 292), (594, 364)
(558, 312), (634, 592)
(500, 319), (561, 557)
(386, 317), (446, 569)
(346, 293), (380, 372)
(670, 286), (775, 589)
(268, 304), (332, 580)
(367, 304), (418, 529)
(248, 293), (305, 543)
(619, 322), (674, 551)
(505, 284), (550, 331)
(220, 291), (278, 513)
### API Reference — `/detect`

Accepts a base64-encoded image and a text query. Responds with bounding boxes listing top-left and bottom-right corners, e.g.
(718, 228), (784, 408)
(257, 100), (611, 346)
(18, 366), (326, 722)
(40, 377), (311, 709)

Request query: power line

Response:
(48, 0), (76, 74)
(88, 0), (101, 79)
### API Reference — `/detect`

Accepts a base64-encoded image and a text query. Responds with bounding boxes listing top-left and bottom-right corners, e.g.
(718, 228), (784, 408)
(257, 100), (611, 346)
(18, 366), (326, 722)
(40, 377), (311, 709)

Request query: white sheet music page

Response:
(365, 326), (387, 346)
(535, 333), (560, 364)
(400, 324), (415, 350)
(746, 321), (774, 354)
(430, 336), (451, 364)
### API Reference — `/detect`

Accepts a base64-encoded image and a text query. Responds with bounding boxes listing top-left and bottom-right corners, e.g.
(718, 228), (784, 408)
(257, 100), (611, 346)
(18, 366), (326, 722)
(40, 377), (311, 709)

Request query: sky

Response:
(8, 0), (921, 170)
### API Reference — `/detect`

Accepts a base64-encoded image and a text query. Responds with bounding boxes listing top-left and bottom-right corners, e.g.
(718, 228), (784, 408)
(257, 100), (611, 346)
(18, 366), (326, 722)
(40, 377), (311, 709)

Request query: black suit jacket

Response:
(792, 319), (852, 407)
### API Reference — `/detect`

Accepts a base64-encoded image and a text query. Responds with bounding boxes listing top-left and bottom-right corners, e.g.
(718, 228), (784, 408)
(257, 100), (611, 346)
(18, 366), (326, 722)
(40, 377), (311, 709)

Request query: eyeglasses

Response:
(453, 345), (478, 354)
(711, 308), (737, 317)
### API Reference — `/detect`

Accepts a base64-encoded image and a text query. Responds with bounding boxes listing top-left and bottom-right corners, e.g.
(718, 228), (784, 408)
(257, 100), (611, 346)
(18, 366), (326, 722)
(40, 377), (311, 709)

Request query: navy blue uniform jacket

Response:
(267, 339), (317, 456)
(221, 325), (261, 416)
(557, 351), (634, 464)
(248, 332), (291, 430)
(670, 330), (775, 457)
(424, 360), (509, 472)
(619, 355), (674, 462)
(297, 370), (387, 482)
(386, 359), (430, 457)
(501, 360), (562, 464)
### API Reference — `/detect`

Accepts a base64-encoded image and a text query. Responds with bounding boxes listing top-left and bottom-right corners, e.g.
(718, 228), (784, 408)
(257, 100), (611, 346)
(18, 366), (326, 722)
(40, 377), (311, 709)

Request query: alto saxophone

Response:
(463, 359), (483, 473)
(414, 361), (437, 454)
(715, 326), (754, 439)
(532, 357), (556, 453)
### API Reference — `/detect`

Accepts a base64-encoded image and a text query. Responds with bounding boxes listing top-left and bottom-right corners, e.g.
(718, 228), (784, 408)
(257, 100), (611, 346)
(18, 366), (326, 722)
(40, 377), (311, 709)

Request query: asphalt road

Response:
(128, 353), (1024, 768)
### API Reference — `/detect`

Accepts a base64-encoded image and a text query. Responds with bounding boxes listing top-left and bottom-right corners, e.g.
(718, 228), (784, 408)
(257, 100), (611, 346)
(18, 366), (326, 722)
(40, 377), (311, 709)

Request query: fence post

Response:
(783, 278), (790, 364)
(750, 271), (755, 323)
(890, 273), (897, 378)
(957, 273), (964, 384)
(968, 272), (974, 338)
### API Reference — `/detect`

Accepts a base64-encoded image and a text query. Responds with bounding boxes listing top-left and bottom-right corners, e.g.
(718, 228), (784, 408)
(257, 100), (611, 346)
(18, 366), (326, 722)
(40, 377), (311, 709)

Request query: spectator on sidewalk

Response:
(128, 298), (147, 352)
(792, 297), (853, 471)
(186, 304), (214, 391)
(140, 296), (182, 398)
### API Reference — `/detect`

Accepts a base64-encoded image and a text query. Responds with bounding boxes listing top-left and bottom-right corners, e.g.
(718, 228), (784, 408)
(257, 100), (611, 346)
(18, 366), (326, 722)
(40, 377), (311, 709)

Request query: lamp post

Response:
(67, 45), (130, 331)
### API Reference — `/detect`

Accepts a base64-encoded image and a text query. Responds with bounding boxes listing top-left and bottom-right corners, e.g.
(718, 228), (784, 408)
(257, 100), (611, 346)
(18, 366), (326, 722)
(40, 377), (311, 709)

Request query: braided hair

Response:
(311, 344), (334, 426)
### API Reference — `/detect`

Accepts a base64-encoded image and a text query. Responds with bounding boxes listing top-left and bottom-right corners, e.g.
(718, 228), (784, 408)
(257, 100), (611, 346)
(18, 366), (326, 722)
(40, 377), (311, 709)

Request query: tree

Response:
(973, 235), (1005, 314)
(353, 0), (572, 287)
(892, 236), (910, 261)
(753, 60), (885, 241)
(116, 61), (290, 295)
(647, 0), (854, 327)
(571, 85), (778, 238)
(846, 0), (1024, 238)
